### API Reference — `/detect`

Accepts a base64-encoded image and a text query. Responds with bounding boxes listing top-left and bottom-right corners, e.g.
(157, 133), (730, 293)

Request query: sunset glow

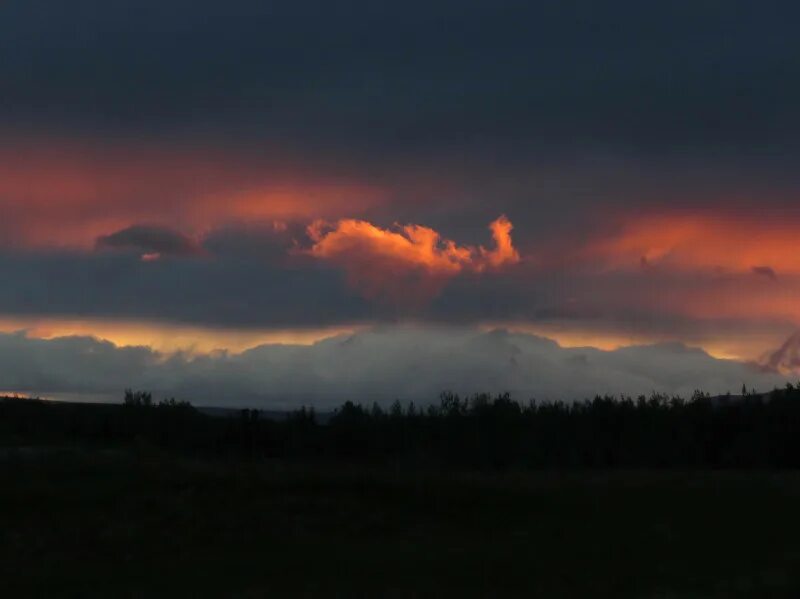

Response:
(3, 0), (800, 405)
(0, 136), (382, 248)
(308, 215), (520, 302)
(589, 212), (800, 275)
(0, 317), (359, 355)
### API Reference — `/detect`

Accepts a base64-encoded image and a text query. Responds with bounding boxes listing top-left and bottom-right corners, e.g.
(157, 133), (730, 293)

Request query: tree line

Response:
(3, 386), (800, 468)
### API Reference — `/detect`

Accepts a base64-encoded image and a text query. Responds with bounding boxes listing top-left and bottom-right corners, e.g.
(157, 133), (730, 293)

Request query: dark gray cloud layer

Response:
(0, 327), (783, 408)
(96, 225), (200, 256)
(0, 222), (797, 339)
(3, 1), (800, 157)
(0, 241), (373, 327)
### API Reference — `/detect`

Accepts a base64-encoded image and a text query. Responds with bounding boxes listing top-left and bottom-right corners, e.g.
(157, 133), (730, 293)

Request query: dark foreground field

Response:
(2, 451), (800, 598)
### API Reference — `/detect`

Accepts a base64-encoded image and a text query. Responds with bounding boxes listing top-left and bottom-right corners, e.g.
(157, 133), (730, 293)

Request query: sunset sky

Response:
(3, 1), (800, 405)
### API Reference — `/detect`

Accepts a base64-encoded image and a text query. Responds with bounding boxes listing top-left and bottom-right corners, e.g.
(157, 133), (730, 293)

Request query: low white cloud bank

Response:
(0, 327), (786, 409)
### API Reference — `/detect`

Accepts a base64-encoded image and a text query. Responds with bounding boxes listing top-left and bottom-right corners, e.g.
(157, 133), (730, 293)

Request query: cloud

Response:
(307, 215), (519, 303)
(0, 135), (382, 249)
(3, 1), (800, 401)
(3, 1), (800, 160)
(0, 332), (156, 396)
(752, 266), (777, 280)
(481, 216), (521, 269)
(2, 212), (800, 363)
(201, 220), (309, 262)
(3, 231), (800, 362)
(2, 1), (800, 265)
(0, 243), (370, 328)
(96, 225), (201, 259)
(758, 330), (800, 374)
(0, 327), (784, 409)
(585, 213), (800, 274)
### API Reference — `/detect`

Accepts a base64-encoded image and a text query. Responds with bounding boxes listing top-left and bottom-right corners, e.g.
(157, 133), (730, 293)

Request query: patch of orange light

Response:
(667, 284), (800, 324)
(483, 321), (783, 362)
(0, 135), (383, 248)
(590, 212), (800, 274)
(217, 184), (379, 223)
(0, 316), (361, 355)
(307, 215), (520, 302)
(480, 215), (521, 269)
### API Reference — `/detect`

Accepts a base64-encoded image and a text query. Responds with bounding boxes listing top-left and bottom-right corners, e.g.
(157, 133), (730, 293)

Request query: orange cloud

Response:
(588, 212), (800, 275)
(481, 215), (520, 269)
(307, 215), (520, 303)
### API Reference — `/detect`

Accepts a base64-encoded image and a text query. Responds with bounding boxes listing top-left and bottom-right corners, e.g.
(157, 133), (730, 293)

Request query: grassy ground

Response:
(1, 450), (800, 598)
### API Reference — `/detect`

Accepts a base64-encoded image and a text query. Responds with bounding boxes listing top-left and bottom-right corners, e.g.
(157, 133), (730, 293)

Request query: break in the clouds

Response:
(2, 1), (800, 399)
(0, 327), (784, 409)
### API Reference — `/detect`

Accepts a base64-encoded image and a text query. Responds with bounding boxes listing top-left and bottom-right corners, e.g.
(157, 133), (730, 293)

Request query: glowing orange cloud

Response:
(589, 212), (800, 275)
(307, 215), (520, 302)
(481, 216), (520, 269)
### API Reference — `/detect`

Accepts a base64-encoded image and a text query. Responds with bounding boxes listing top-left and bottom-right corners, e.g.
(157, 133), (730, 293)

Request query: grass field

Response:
(2, 450), (800, 597)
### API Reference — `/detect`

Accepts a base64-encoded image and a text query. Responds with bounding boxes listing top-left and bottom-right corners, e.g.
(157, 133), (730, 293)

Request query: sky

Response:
(2, 1), (799, 405)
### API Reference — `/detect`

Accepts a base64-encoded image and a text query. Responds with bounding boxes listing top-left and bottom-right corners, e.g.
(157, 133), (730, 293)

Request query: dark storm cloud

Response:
(96, 225), (201, 256)
(3, 0), (800, 158)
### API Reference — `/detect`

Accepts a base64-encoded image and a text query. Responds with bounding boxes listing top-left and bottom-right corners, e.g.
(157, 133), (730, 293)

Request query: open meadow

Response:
(2, 449), (800, 598)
